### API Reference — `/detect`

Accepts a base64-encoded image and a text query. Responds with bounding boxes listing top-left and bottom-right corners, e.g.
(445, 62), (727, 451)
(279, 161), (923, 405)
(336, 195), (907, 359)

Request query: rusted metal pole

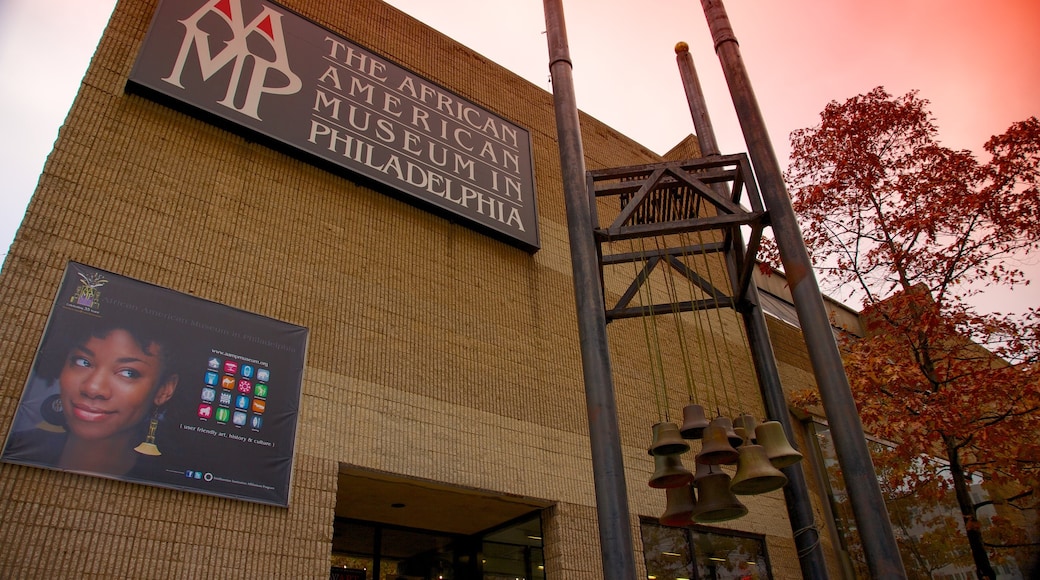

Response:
(675, 42), (829, 580)
(542, 1), (638, 578)
(698, 1), (907, 578)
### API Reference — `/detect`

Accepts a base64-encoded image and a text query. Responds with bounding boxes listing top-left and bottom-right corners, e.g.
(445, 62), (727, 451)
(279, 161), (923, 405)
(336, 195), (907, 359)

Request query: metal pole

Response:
(698, 1), (908, 577)
(675, 42), (830, 580)
(543, 1), (638, 578)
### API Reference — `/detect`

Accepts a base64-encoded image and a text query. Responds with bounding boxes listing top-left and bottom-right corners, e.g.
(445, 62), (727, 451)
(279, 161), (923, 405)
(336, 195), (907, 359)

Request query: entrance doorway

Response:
(332, 467), (551, 580)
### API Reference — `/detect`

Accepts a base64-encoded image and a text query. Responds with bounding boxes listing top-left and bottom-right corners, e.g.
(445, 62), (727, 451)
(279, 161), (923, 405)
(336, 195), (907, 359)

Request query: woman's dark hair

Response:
(34, 309), (181, 384)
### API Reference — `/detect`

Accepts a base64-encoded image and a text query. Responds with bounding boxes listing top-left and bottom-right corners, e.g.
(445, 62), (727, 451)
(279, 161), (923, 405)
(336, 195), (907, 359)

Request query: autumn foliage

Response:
(779, 87), (1040, 577)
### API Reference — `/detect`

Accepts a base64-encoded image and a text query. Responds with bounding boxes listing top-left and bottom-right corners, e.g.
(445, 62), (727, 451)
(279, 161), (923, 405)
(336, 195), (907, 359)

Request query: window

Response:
(641, 519), (771, 580)
(331, 513), (545, 580)
(806, 421), (1026, 579)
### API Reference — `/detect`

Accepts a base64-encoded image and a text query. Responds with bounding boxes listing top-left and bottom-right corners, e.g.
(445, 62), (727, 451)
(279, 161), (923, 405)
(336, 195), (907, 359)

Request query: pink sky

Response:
(1, 0), (1037, 314)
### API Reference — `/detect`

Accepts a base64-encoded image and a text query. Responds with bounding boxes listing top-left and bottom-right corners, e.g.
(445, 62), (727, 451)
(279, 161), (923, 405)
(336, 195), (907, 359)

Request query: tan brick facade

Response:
(0, 0), (843, 577)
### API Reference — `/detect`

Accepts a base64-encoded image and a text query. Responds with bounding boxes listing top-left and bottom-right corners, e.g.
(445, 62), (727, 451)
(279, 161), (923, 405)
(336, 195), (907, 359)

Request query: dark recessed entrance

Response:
(332, 467), (551, 580)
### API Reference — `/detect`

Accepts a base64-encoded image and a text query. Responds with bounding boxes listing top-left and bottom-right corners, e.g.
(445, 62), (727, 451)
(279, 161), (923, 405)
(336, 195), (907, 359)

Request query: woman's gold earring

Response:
(134, 409), (162, 456)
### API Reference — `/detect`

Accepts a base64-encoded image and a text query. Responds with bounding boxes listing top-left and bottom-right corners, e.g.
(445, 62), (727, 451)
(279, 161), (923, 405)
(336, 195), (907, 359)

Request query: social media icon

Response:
(194, 471), (203, 479)
(251, 399), (266, 414)
(250, 415), (263, 430)
(232, 411), (247, 426)
(256, 369), (270, 382)
(241, 365), (254, 379)
(221, 376), (235, 390)
(198, 404), (213, 419)
(215, 407), (230, 423)
(208, 357), (220, 369)
(201, 387), (216, 402)
(223, 361), (238, 375)
(185, 470), (194, 478)
(235, 395), (250, 410)
(204, 371), (219, 386)
(254, 383), (268, 398)
(237, 379), (252, 394)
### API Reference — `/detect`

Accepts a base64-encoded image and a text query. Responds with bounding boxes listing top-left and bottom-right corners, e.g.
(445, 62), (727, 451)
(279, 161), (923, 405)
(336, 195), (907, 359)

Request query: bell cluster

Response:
(648, 404), (803, 525)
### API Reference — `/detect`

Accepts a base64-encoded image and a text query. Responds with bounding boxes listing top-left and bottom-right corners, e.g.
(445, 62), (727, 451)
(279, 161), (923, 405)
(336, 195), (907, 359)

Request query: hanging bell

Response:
(756, 421), (803, 468)
(649, 453), (694, 489)
(695, 422), (739, 466)
(713, 415), (744, 447)
(692, 467), (747, 523)
(693, 458), (713, 482)
(730, 444), (788, 495)
(659, 484), (697, 527)
(648, 422), (690, 456)
(733, 425), (748, 446)
(733, 414), (758, 444)
(679, 403), (710, 440)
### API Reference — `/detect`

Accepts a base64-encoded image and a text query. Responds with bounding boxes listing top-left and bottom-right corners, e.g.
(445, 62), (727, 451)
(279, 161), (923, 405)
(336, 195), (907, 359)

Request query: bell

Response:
(659, 484), (696, 526)
(679, 403), (710, 439)
(733, 414), (758, 443)
(692, 467), (747, 523)
(695, 420), (739, 465)
(756, 421), (803, 467)
(692, 458), (713, 481)
(649, 453), (694, 489)
(733, 426), (748, 445)
(730, 444), (788, 495)
(714, 415), (744, 447)
(648, 422), (690, 456)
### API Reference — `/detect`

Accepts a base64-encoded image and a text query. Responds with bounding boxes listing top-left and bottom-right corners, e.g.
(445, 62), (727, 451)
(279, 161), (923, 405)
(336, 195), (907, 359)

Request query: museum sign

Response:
(129, 0), (540, 250)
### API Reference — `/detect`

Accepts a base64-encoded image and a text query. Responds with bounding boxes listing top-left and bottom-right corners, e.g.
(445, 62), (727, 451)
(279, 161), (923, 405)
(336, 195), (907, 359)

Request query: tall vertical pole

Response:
(698, 1), (907, 577)
(543, 1), (638, 578)
(675, 42), (829, 580)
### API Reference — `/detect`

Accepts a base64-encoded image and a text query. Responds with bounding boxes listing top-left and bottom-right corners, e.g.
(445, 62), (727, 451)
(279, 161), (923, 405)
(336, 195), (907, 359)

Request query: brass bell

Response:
(695, 421), (739, 465)
(648, 422), (690, 456)
(679, 403), (710, 439)
(659, 484), (696, 527)
(730, 444), (788, 495)
(649, 453), (694, 489)
(733, 426), (747, 445)
(756, 421), (803, 467)
(692, 466), (747, 523)
(714, 415), (744, 447)
(734, 414), (758, 443)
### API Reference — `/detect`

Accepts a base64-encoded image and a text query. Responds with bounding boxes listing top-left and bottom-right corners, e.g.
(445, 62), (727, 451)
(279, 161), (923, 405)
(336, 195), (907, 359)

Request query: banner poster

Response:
(1, 262), (308, 507)
(127, 0), (540, 251)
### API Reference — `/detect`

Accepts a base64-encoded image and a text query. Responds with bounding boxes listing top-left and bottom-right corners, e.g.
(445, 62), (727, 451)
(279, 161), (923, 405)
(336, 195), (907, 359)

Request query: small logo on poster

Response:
(65, 270), (108, 315)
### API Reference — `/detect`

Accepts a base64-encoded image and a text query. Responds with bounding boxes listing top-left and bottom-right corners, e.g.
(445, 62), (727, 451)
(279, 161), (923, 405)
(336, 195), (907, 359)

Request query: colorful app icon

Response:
(208, 357), (220, 369)
(201, 387), (217, 402)
(197, 404), (213, 419)
(194, 471), (203, 479)
(204, 371), (219, 386)
(215, 407), (230, 423)
(223, 361), (238, 375)
(185, 470), (194, 478)
(251, 399), (266, 414)
(232, 411), (247, 426)
(256, 368), (270, 382)
(250, 415), (263, 430)
(221, 376), (235, 389)
(254, 383), (268, 398)
(219, 391), (233, 406)
(241, 364), (254, 378)
(235, 395), (250, 410)
(237, 379), (252, 394)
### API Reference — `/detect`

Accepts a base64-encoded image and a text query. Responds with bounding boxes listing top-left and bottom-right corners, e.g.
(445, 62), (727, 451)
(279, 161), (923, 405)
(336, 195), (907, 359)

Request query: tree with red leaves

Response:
(781, 87), (1040, 578)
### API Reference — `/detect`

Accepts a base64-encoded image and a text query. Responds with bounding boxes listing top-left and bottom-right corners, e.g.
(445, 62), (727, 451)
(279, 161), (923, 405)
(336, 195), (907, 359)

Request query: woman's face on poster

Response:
(58, 329), (176, 442)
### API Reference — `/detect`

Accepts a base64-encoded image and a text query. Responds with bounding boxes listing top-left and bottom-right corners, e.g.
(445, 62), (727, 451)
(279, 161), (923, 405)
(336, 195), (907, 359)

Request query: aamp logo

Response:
(162, 0), (302, 120)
